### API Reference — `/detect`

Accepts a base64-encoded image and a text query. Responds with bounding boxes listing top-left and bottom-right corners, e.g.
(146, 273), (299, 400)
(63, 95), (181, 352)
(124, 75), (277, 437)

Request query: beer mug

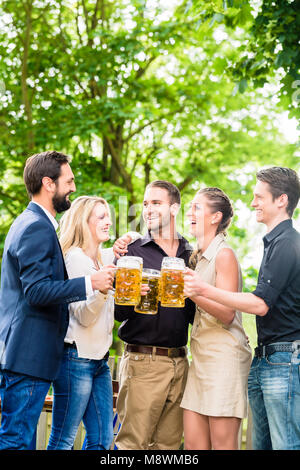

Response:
(115, 256), (143, 306)
(134, 269), (161, 315)
(160, 257), (186, 308)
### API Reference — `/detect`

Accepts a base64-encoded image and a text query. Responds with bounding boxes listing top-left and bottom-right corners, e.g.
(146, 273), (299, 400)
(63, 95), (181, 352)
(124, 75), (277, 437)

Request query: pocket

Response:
(128, 353), (150, 377)
(68, 347), (91, 363)
(266, 351), (291, 366)
(1, 370), (23, 387)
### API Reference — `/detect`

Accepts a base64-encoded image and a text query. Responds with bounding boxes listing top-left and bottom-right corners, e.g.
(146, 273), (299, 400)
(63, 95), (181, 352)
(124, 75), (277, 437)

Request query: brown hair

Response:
(189, 187), (233, 269)
(145, 180), (181, 205)
(256, 167), (300, 217)
(23, 150), (70, 197)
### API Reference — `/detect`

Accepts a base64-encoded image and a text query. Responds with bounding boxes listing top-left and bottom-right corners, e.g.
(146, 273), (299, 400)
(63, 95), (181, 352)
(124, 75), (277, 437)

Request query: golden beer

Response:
(134, 269), (161, 315)
(115, 256), (143, 306)
(160, 257), (185, 308)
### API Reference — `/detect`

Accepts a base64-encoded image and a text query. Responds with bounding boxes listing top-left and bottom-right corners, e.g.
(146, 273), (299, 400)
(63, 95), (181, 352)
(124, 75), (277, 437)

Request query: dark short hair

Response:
(256, 167), (300, 217)
(145, 180), (181, 205)
(23, 151), (70, 197)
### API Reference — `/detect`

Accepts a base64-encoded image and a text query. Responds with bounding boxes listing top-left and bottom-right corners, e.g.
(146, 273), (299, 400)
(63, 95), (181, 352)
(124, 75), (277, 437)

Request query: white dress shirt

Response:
(64, 233), (142, 359)
(31, 201), (93, 296)
(64, 247), (115, 359)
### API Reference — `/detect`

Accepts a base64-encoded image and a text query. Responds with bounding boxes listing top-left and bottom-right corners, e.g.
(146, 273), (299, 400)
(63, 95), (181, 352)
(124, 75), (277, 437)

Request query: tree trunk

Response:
(21, 1), (34, 151)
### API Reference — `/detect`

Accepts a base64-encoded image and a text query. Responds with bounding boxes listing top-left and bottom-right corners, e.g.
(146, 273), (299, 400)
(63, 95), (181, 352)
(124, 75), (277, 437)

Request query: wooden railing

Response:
(0, 356), (253, 450)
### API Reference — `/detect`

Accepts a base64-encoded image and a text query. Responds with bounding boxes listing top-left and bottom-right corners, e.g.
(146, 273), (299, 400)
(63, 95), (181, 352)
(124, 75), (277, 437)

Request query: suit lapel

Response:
(27, 202), (69, 280)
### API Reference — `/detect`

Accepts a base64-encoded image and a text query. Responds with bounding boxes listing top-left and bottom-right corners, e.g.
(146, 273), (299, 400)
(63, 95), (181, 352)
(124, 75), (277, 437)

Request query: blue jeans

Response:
(248, 342), (300, 450)
(0, 370), (50, 449)
(47, 346), (113, 450)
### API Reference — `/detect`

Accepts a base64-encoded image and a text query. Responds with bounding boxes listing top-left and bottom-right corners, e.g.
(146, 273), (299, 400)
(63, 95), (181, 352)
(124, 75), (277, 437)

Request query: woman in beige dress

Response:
(181, 187), (252, 450)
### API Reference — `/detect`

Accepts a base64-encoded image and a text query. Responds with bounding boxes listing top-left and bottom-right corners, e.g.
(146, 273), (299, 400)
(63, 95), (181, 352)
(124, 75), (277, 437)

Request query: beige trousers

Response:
(115, 349), (188, 450)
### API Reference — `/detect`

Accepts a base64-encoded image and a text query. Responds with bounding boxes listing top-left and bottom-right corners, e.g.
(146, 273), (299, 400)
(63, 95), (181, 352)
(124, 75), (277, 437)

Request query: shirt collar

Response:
(140, 231), (193, 254)
(140, 231), (153, 246)
(263, 219), (292, 245)
(31, 201), (59, 231)
(201, 233), (226, 261)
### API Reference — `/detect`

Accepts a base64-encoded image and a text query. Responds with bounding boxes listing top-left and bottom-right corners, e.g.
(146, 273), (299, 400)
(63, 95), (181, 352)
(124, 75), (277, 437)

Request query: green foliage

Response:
(0, 0), (298, 268)
(186, 0), (300, 118)
(0, 0), (298, 355)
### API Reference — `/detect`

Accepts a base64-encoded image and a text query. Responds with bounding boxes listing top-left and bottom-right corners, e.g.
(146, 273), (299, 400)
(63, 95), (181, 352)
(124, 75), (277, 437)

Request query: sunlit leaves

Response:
(0, 0), (298, 256)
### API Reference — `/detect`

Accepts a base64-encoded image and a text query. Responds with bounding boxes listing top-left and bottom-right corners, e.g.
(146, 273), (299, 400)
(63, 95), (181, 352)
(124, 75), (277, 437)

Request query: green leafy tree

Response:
(0, 0), (298, 250)
(0, 0), (298, 354)
(182, 0), (300, 118)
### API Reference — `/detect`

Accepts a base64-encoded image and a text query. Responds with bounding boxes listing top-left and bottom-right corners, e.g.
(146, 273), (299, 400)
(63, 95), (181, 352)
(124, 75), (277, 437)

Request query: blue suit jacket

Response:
(0, 202), (87, 381)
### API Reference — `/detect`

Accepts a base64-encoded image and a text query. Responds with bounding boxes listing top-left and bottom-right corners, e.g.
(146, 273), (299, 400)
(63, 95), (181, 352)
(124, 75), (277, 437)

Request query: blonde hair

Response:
(59, 195), (110, 258)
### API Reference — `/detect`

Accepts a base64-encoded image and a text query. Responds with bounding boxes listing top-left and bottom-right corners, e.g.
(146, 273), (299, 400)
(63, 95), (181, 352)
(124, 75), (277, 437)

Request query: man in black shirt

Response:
(114, 181), (195, 450)
(184, 167), (300, 450)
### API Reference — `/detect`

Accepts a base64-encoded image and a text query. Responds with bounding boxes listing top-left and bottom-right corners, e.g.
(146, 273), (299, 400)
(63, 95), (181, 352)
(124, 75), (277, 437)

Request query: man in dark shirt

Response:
(114, 181), (195, 450)
(184, 167), (300, 450)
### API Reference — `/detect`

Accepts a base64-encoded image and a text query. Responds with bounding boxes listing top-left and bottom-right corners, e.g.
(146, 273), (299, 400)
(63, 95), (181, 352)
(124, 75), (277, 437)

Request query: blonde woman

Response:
(181, 188), (252, 450)
(47, 196), (139, 450)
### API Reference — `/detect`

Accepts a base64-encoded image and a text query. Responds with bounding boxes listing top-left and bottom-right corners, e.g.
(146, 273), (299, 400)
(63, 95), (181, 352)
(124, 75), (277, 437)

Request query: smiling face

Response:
(251, 180), (281, 226)
(186, 192), (223, 248)
(142, 187), (176, 235)
(88, 202), (112, 245)
(52, 163), (76, 213)
(187, 193), (213, 238)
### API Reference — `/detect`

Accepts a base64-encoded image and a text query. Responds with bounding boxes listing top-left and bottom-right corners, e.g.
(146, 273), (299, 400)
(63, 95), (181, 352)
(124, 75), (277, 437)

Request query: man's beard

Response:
(52, 192), (71, 213)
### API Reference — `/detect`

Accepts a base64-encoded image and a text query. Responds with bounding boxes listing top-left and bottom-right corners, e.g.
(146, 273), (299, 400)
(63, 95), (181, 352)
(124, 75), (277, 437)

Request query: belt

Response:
(125, 344), (186, 358)
(64, 341), (77, 349)
(255, 341), (300, 358)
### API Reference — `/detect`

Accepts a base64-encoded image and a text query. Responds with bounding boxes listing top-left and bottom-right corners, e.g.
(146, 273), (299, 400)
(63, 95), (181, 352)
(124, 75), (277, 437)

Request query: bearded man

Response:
(0, 151), (109, 449)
